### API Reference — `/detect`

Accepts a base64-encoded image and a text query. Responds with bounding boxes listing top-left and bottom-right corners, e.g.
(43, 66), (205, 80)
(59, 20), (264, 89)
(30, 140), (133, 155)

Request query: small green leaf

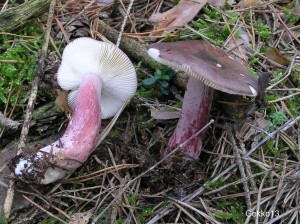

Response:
(142, 76), (157, 85)
(0, 91), (7, 104)
(160, 81), (169, 89)
(160, 74), (170, 81)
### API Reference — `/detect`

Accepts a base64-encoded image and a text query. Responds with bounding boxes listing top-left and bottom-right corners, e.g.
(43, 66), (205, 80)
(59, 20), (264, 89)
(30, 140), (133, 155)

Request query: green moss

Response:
(180, 6), (239, 45)
(254, 23), (271, 40)
(0, 21), (43, 108)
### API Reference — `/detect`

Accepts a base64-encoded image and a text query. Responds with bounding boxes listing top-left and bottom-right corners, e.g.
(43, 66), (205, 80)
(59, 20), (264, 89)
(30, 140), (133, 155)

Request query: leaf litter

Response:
(0, 0), (300, 223)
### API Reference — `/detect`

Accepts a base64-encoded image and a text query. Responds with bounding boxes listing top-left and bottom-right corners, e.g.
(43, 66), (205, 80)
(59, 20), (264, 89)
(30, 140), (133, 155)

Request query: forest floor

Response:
(0, 0), (300, 223)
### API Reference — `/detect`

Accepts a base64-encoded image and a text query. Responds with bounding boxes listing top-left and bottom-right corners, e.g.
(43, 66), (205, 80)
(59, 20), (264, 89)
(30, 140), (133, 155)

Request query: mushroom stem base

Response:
(166, 77), (213, 160)
(11, 74), (103, 184)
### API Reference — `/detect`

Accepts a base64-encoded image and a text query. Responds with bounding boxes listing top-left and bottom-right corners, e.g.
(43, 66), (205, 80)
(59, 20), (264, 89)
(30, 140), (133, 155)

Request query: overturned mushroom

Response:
(11, 37), (137, 184)
(147, 40), (258, 160)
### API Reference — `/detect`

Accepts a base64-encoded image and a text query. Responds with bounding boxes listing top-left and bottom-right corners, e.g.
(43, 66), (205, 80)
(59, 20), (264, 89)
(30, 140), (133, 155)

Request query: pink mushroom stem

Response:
(42, 73), (102, 163)
(166, 77), (213, 160)
(13, 74), (102, 184)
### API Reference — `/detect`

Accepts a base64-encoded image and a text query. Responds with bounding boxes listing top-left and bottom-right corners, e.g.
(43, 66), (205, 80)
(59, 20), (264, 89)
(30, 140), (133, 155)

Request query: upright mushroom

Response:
(147, 40), (258, 160)
(11, 37), (137, 184)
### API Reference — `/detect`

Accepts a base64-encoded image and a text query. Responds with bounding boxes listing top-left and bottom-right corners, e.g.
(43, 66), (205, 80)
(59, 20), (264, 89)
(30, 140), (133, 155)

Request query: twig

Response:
(0, 0), (51, 32)
(255, 174), (267, 224)
(267, 52), (298, 90)
(268, 4), (300, 45)
(264, 156), (288, 222)
(0, 111), (20, 129)
(168, 197), (222, 224)
(64, 0), (97, 27)
(116, 0), (135, 47)
(22, 195), (68, 224)
(0, 59), (24, 63)
(3, 0), (56, 219)
(269, 92), (300, 103)
(265, 205), (300, 224)
(240, 143), (257, 191)
(172, 202), (202, 224)
(228, 131), (252, 211)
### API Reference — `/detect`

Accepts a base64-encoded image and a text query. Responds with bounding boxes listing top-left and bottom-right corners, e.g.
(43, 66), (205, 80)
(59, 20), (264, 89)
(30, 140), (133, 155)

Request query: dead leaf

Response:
(55, 89), (72, 114)
(266, 47), (290, 66)
(208, 0), (226, 7)
(256, 72), (272, 108)
(150, 0), (208, 35)
(236, 114), (268, 141)
(237, 0), (263, 8)
(97, 0), (114, 4)
(70, 211), (92, 224)
(225, 28), (251, 64)
(151, 108), (181, 120)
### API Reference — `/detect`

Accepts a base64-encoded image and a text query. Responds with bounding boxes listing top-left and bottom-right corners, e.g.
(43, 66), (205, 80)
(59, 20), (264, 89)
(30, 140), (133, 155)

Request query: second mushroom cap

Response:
(147, 40), (258, 97)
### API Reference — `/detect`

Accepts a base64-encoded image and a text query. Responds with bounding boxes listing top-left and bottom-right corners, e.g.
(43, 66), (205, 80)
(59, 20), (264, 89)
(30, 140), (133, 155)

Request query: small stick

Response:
(3, 0), (56, 219)
(265, 205), (300, 224)
(0, 59), (24, 63)
(0, 111), (20, 129)
(255, 174), (267, 224)
(168, 197), (222, 224)
(0, 0), (51, 32)
(228, 131), (252, 211)
(116, 0), (135, 47)
(23, 195), (68, 224)
(269, 4), (300, 45)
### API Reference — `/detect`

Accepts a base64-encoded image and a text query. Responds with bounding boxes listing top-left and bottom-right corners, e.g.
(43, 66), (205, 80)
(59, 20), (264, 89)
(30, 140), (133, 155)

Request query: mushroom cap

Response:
(147, 40), (258, 97)
(57, 37), (137, 119)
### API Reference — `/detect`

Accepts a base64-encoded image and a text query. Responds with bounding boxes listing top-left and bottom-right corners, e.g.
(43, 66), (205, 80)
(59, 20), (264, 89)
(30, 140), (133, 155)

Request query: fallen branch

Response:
(0, 112), (20, 130)
(0, 0), (51, 32)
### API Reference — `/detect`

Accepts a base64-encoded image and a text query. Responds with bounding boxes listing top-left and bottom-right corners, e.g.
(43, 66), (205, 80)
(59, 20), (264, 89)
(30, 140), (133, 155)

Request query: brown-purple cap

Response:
(147, 40), (258, 97)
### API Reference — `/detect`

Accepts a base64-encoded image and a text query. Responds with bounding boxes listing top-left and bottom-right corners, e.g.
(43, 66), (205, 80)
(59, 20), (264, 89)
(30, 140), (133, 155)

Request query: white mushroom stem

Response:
(166, 77), (213, 160)
(13, 74), (102, 184)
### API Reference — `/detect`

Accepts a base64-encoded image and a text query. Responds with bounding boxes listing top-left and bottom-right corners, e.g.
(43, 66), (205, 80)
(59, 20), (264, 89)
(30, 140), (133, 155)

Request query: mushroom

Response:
(147, 40), (258, 160)
(11, 37), (137, 184)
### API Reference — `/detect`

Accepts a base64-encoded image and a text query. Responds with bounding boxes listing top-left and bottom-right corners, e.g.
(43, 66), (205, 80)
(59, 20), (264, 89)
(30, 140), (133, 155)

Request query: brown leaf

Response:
(208, 0), (226, 7)
(266, 47), (290, 66)
(150, 0), (208, 35)
(151, 108), (181, 120)
(55, 89), (72, 114)
(238, 0), (263, 8)
(236, 115), (268, 141)
(225, 28), (251, 64)
(70, 211), (92, 224)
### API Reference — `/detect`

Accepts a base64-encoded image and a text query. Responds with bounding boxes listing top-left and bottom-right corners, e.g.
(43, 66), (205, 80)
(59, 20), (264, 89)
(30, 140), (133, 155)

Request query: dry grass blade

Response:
(168, 196), (222, 224)
(173, 202), (202, 224)
(97, 100), (130, 146)
(228, 131), (252, 210)
(265, 205), (300, 224)
(22, 195), (69, 224)
(63, 164), (139, 183)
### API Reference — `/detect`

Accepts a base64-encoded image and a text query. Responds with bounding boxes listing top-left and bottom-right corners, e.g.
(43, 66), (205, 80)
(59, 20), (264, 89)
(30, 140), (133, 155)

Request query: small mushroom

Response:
(12, 37), (137, 184)
(147, 40), (258, 160)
